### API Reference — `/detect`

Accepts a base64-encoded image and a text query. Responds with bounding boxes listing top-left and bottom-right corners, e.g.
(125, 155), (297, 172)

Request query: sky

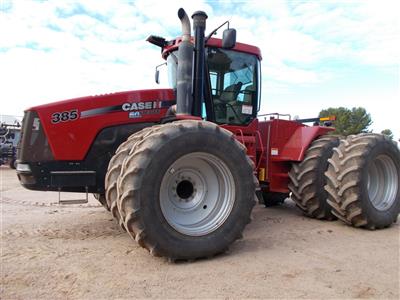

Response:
(0, 0), (399, 139)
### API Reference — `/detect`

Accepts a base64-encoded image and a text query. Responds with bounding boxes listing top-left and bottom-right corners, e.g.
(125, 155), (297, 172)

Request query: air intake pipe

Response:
(191, 11), (208, 117)
(176, 8), (194, 115)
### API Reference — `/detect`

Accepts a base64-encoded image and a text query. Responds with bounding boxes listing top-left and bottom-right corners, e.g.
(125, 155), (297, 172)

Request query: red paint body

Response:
(24, 36), (333, 193)
(28, 92), (332, 193)
(222, 118), (332, 193)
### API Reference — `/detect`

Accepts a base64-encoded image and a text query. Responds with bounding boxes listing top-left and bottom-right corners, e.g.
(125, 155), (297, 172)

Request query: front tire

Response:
(117, 120), (257, 260)
(105, 126), (160, 228)
(93, 193), (108, 209)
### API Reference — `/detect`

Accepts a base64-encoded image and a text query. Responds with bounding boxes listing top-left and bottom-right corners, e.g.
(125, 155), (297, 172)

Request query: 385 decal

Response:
(51, 109), (79, 124)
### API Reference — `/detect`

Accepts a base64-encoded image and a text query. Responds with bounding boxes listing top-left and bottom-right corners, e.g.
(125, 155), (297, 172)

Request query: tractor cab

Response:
(149, 34), (262, 126)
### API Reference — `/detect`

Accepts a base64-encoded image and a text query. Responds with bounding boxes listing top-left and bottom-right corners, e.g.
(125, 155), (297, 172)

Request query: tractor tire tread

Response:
(105, 126), (160, 229)
(289, 135), (340, 220)
(117, 120), (257, 260)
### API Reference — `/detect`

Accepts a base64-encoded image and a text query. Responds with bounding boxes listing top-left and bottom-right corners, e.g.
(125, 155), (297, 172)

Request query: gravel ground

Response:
(1, 166), (399, 299)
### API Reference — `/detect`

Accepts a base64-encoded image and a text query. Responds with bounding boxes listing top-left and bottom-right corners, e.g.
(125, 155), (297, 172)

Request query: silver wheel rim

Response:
(160, 152), (235, 236)
(367, 154), (398, 211)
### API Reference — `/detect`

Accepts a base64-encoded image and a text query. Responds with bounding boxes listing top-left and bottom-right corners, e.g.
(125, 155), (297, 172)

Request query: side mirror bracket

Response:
(155, 62), (167, 84)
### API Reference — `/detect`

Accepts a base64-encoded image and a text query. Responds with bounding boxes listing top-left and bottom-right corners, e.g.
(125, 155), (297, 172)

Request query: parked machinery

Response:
(16, 9), (400, 260)
(0, 121), (21, 169)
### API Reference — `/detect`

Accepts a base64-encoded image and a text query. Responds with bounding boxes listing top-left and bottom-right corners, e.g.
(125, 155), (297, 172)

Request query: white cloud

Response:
(0, 0), (398, 139)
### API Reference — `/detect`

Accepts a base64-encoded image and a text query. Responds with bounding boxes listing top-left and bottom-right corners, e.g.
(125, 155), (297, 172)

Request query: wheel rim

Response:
(367, 154), (398, 211)
(160, 152), (235, 236)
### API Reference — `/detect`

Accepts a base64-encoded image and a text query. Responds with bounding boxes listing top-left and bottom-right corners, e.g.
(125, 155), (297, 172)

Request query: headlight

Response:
(16, 163), (31, 172)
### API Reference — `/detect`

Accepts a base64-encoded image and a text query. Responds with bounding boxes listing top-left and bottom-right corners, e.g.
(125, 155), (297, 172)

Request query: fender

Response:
(275, 125), (334, 162)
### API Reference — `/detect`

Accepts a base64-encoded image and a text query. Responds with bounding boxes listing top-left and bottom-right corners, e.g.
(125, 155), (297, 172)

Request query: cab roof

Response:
(161, 37), (262, 60)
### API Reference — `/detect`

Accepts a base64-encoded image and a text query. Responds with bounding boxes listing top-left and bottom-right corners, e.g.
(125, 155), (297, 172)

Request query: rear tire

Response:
(288, 135), (340, 220)
(117, 120), (257, 260)
(325, 133), (400, 229)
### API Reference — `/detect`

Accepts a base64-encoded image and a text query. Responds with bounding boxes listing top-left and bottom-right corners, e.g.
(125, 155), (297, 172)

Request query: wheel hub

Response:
(367, 154), (398, 211)
(160, 152), (235, 236)
(168, 169), (206, 209)
(176, 180), (194, 200)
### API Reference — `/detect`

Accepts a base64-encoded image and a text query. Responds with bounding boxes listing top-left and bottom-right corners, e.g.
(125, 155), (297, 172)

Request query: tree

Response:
(319, 107), (372, 136)
(381, 129), (394, 140)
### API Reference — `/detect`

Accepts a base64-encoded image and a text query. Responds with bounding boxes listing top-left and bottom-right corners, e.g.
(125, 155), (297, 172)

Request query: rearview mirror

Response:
(222, 28), (236, 49)
(155, 69), (160, 84)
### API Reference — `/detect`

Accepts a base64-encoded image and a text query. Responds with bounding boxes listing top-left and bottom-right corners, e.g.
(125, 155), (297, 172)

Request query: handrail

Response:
(235, 129), (245, 145)
(255, 130), (264, 170)
(258, 113), (291, 120)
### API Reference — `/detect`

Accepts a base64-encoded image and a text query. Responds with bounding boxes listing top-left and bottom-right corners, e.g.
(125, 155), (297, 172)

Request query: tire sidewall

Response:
(138, 126), (254, 258)
(359, 140), (400, 226)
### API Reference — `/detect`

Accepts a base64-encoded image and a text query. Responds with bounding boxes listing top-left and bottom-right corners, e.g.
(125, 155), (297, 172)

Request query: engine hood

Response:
(26, 88), (175, 160)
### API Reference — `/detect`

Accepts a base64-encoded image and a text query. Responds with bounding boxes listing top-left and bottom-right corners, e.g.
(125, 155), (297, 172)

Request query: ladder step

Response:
(58, 188), (89, 205)
(59, 199), (88, 205)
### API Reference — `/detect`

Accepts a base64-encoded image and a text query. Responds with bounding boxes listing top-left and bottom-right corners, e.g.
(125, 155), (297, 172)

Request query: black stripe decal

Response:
(80, 101), (174, 118)
(160, 101), (174, 108)
(80, 105), (122, 118)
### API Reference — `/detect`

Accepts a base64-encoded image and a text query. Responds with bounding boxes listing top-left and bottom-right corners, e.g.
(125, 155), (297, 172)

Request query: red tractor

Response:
(17, 9), (400, 260)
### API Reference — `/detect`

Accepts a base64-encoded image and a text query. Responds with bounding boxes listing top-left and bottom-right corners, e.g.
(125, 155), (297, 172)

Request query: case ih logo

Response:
(78, 100), (173, 119)
(122, 101), (162, 111)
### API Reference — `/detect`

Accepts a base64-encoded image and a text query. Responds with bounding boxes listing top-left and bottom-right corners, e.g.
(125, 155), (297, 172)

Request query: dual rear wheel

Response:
(289, 133), (400, 229)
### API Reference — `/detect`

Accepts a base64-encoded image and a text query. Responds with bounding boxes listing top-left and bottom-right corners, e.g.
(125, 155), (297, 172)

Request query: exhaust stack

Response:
(176, 8), (193, 115)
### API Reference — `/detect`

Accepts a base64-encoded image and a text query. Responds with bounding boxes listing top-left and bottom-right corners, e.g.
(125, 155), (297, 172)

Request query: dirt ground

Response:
(1, 167), (399, 299)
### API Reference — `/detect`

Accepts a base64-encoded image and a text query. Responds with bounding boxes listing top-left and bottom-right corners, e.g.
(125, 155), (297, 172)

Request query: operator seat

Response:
(243, 85), (255, 104)
(226, 84), (255, 124)
(219, 82), (243, 103)
(214, 82), (243, 124)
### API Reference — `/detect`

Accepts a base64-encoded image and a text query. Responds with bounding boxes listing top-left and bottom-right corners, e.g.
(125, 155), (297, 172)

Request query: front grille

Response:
(18, 111), (54, 162)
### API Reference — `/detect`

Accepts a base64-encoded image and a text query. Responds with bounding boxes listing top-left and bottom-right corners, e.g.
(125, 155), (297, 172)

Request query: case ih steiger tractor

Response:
(17, 9), (400, 260)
